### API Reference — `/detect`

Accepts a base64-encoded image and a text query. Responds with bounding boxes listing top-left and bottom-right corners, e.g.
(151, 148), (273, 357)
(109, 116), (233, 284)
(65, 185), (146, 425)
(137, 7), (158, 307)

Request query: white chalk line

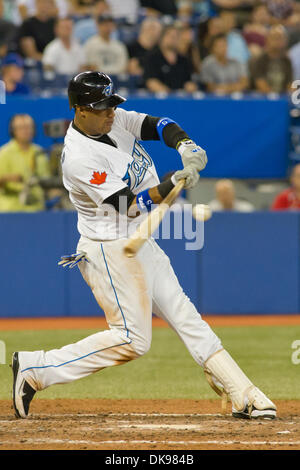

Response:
(80, 424), (203, 431)
(1, 438), (300, 447)
(0, 420), (235, 432)
(112, 413), (224, 418)
(110, 423), (232, 430)
(34, 412), (224, 418)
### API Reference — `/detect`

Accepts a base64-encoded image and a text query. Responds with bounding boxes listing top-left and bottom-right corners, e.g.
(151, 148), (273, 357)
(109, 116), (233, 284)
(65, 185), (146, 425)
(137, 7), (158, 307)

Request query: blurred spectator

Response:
(42, 17), (86, 75)
(143, 24), (197, 93)
(1, 53), (30, 94)
(0, 0), (17, 52)
(211, 0), (256, 27)
(84, 14), (129, 74)
(177, 22), (201, 73)
(200, 34), (248, 93)
(17, 0), (69, 21)
(0, 41), (8, 63)
(220, 11), (250, 64)
(243, 3), (271, 57)
(209, 179), (255, 212)
(262, 0), (294, 23)
(73, 0), (110, 44)
(271, 164), (300, 210)
(289, 40), (300, 80)
(249, 25), (293, 93)
(198, 16), (225, 60)
(0, 114), (50, 212)
(69, 0), (97, 17)
(177, 0), (212, 20)
(2, 0), (19, 24)
(140, 0), (177, 16)
(127, 17), (162, 76)
(287, 19), (300, 49)
(18, 0), (56, 61)
(106, 0), (140, 24)
(211, 0), (255, 10)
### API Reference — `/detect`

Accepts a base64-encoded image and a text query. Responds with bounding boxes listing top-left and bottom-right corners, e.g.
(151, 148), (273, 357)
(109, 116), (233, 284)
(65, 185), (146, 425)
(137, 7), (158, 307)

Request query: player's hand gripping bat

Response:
(123, 179), (185, 258)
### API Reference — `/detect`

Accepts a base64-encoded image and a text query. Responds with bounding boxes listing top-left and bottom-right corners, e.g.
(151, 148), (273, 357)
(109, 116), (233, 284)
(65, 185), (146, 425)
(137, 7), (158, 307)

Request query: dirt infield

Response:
(1, 316), (299, 450)
(1, 315), (300, 331)
(1, 399), (300, 450)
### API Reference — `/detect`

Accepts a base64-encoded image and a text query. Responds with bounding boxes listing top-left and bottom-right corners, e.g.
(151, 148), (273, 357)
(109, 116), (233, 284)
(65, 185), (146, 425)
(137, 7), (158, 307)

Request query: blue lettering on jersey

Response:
(122, 140), (153, 190)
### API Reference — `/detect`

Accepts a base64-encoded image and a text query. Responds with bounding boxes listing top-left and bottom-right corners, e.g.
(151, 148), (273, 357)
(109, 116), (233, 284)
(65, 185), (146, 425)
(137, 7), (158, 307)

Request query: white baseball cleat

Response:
(204, 349), (277, 420)
(232, 386), (277, 419)
(12, 352), (36, 419)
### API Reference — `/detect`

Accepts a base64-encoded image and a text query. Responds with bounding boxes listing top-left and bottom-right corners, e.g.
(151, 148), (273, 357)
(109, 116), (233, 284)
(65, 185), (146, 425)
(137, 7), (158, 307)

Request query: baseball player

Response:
(12, 71), (276, 420)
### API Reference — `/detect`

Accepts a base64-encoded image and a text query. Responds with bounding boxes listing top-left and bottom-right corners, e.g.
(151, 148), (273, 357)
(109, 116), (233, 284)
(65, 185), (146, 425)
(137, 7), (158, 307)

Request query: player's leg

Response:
(13, 237), (153, 418)
(151, 241), (276, 419)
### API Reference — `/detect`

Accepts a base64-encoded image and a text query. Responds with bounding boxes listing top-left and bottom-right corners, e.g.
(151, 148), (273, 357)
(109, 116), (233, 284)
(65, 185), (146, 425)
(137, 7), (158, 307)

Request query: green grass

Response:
(0, 325), (299, 400)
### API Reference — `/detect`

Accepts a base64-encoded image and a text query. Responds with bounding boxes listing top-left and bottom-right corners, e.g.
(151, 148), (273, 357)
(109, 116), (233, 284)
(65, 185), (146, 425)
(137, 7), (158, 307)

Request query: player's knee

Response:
(131, 336), (152, 357)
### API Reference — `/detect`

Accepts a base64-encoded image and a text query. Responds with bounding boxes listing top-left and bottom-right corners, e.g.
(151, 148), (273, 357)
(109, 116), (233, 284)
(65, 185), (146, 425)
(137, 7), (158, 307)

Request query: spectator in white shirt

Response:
(42, 17), (86, 75)
(84, 14), (128, 75)
(209, 179), (255, 212)
(106, 0), (139, 24)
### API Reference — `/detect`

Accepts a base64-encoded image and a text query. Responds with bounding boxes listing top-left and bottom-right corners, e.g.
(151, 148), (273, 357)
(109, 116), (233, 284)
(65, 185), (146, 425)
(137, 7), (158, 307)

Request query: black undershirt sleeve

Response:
(104, 186), (136, 214)
(157, 178), (175, 198)
(140, 115), (160, 140)
(141, 115), (190, 148)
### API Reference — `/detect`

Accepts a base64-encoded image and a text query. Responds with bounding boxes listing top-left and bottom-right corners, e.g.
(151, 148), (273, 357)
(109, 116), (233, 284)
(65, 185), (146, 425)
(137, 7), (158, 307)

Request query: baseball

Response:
(192, 204), (212, 221)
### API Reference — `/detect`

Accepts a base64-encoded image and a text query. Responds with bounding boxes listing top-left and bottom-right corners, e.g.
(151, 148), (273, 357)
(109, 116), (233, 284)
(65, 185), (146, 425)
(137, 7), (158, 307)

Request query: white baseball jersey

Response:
(62, 108), (160, 241)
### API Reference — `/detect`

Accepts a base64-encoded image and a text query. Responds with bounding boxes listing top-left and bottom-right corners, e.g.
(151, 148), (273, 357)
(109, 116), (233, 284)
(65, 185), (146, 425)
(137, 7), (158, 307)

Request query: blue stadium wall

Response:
(0, 95), (297, 317)
(1, 94), (290, 178)
(0, 211), (299, 317)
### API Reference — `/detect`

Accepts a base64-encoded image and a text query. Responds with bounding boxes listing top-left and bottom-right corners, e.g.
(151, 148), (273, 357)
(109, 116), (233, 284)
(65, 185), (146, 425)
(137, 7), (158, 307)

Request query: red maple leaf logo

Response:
(90, 171), (107, 185)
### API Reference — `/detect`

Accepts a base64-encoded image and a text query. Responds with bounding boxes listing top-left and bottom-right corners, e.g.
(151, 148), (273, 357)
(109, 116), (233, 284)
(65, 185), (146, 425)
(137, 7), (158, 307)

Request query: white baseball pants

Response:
(20, 237), (222, 391)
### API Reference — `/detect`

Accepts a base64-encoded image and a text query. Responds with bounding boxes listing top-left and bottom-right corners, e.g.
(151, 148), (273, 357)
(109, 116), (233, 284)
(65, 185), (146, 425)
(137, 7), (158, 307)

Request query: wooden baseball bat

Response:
(123, 179), (185, 258)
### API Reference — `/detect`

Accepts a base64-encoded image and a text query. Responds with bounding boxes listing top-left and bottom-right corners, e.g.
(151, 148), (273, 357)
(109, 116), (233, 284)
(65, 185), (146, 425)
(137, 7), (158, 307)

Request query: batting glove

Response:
(58, 252), (89, 269)
(171, 166), (200, 189)
(177, 139), (207, 172)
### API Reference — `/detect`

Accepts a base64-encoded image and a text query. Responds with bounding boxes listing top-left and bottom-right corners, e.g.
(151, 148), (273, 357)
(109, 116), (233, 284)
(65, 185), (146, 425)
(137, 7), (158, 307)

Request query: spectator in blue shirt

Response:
(73, 0), (110, 44)
(220, 10), (250, 64)
(1, 53), (30, 94)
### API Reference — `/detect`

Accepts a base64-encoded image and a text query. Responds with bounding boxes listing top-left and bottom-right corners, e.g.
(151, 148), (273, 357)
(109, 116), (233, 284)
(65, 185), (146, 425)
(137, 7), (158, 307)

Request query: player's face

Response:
(79, 106), (115, 135)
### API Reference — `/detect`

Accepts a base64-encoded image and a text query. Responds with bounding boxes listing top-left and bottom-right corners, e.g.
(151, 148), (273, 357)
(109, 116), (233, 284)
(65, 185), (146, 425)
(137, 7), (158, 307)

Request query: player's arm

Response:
(141, 115), (208, 173)
(115, 109), (208, 174)
(104, 169), (199, 219)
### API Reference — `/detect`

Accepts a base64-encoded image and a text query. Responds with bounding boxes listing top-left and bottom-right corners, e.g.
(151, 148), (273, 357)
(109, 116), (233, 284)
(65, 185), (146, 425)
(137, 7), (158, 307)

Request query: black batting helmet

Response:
(68, 71), (126, 110)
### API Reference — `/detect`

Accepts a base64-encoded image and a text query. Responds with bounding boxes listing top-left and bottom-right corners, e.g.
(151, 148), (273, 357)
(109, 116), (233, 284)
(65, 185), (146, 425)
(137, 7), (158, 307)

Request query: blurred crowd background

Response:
(1, 0), (300, 94)
(0, 0), (300, 213)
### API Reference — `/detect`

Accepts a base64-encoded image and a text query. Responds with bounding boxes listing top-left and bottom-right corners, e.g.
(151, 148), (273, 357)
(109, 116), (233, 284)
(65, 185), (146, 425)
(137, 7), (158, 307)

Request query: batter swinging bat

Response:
(123, 179), (185, 258)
